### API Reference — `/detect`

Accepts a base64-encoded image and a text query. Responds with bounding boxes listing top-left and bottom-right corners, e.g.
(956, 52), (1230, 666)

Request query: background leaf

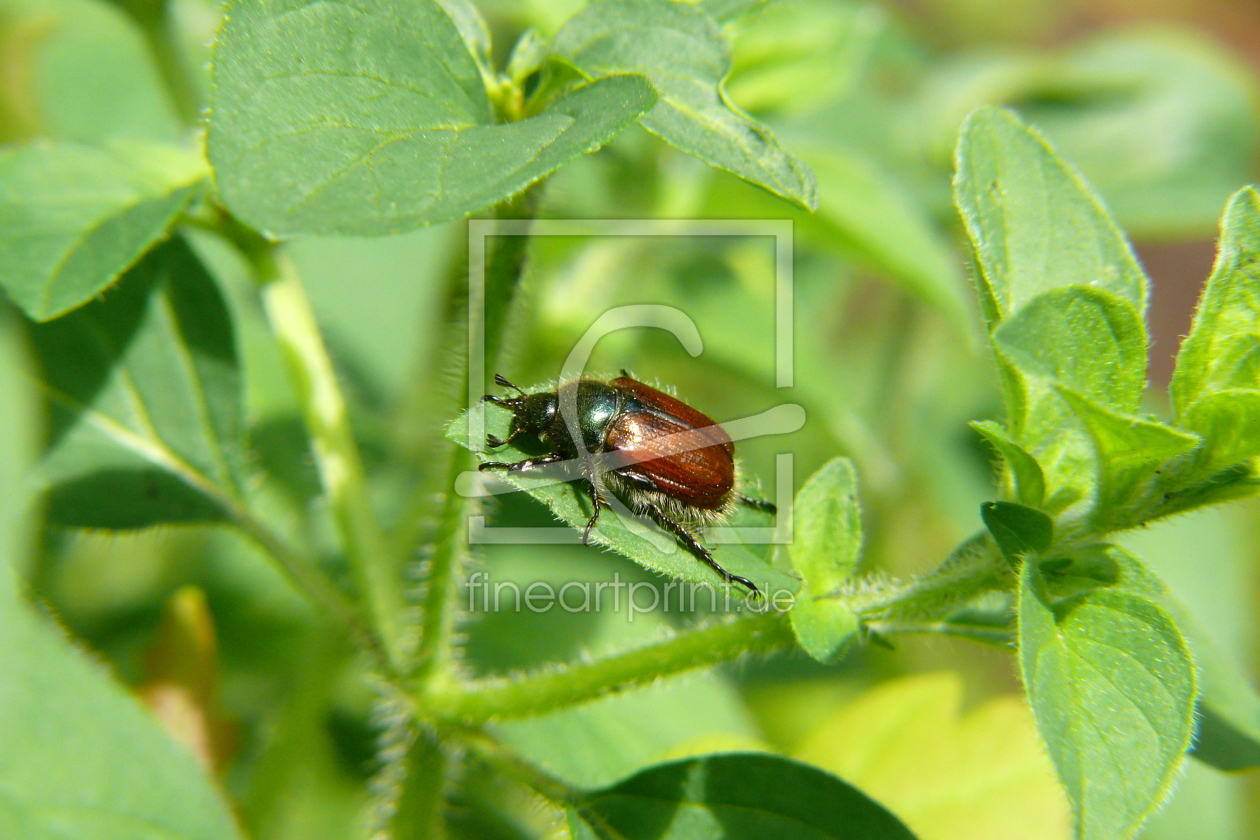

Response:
(1018, 550), (1196, 840)
(572, 752), (919, 840)
(0, 560), (241, 839)
(0, 0), (181, 143)
(553, 0), (817, 210)
(788, 457), (861, 664)
(794, 672), (1070, 840)
(32, 236), (242, 528)
(208, 0), (656, 236)
(0, 140), (205, 320)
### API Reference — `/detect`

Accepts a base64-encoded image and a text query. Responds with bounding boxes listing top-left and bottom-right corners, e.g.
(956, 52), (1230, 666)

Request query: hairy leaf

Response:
(1173, 187), (1260, 410)
(971, 420), (1046, 507)
(1056, 388), (1200, 526)
(571, 753), (918, 839)
(553, 0), (817, 210)
(0, 141), (205, 320)
(1019, 553), (1196, 840)
(1183, 389), (1260, 477)
(788, 457), (861, 663)
(954, 106), (1149, 326)
(209, 0), (655, 236)
(32, 236), (242, 528)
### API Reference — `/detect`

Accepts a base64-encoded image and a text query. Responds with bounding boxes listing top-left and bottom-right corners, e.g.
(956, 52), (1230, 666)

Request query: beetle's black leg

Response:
(646, 504), (762, 597)
(737, 494), (776, 514)
(581, 463), (612, 545)
(620, 368), (631, 378)
(480, 394), (512, 408)
(479, 453), (564, 473)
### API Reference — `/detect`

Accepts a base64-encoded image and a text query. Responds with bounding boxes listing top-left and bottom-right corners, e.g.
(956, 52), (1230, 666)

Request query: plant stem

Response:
(411, 450), (473, 691)
(411, 186), (543, 690)
(865, 619), (1014, 647)
(459, 728), (580, 805)
(423, 613), (795, 724)
(257, 252), (408, 667)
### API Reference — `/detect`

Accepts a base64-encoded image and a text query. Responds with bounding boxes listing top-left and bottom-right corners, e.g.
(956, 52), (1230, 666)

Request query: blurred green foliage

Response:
(1, 0), (1260, 838)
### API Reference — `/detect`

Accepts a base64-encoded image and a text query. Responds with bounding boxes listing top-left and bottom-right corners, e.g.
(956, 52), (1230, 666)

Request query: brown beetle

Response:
(479, 372), (774, 595)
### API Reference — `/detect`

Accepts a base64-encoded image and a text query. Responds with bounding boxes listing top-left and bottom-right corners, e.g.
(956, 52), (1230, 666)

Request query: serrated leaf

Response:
(982, 501), (1052, 567)
(971, 420), (1046, 506)
(0, 563), (241, 840)
(571, 753), (918, 840)
(208, 0), (655, 236)
(1018, 552), (1196, 840)
(954, 106), (1149, 326)
(1172, 187), (1260, 419)
(794, 672), (1070, 840)
(788, 457), (860, 663)
(553, 0), (817, 210)
(31, 236), (242, 528)
(0, 140), (205, 320)
(1055, 388), (1200, 526)
(447, 410), (796, 596)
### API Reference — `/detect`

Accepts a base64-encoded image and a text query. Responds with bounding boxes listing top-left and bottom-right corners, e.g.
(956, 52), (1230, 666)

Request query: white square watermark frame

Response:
(463, 219), (797, 547)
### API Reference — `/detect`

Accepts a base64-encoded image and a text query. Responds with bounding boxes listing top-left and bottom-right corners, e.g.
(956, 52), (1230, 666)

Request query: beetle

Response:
(478, 371), (775, 595)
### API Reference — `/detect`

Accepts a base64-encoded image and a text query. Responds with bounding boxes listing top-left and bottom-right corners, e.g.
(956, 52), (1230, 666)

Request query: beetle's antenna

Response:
(494, 373), (526, 395)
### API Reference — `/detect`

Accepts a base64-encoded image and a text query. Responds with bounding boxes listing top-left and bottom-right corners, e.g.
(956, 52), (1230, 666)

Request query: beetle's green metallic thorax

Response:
(540, 378), (623, 456)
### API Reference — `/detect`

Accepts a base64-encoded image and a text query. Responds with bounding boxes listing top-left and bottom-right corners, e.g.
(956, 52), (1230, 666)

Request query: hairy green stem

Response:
(423, 613), (795, 724)
(258, 254), (408, 667)
(412, 450), (474, 690)
(459, 728), (580, 805)
(411, 186), (543, 689)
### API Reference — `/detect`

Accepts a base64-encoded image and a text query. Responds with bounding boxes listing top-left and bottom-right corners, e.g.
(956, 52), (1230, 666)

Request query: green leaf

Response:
(0, 563), (241, 839)
(1018, 551), (1196, 840)
(208, 0), (655, 236)
(31, 235), (242, 528)
(553, 0), (817, 211)
(1183, 389), (1260, 476)
(0, 0), (181, 143)
(1056, 388), (1200, 526)
(954, 106), (1149, 326)
(990, 286), (1148, 513)
(572, 753), (919, 840)
(434, 0), (494, 85)
(446, 410), (797, 597)
(788, 457), (860, 663)
(971, 419), (1046, 506)
(982, 501), (1052, 566)
(1055, 544), (1260, 773)
(994, 286), (1147, 414)
(794, 672), (1070, 840)
(0, 140), (205, 321)
(1171, 187), (1260, 419)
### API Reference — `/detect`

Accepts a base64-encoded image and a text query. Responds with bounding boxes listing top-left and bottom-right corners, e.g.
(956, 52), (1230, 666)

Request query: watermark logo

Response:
(458, 219), (802, 598)
(466, 572), (797, 620)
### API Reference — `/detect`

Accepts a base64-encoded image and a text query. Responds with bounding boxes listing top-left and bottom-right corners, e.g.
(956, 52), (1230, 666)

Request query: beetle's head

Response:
(510, 391), (558, 439)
